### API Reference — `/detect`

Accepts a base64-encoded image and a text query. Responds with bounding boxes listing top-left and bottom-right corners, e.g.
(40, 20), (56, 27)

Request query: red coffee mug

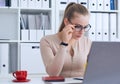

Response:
(12, 70), (27, 80)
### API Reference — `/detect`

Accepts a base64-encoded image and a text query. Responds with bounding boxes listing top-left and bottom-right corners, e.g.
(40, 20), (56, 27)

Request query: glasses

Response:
(69, 20), (91, 32)
(74, 24), (91, 32)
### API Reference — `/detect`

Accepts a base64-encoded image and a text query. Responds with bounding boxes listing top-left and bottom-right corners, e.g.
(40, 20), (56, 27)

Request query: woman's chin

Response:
(74, 36), (81, 40)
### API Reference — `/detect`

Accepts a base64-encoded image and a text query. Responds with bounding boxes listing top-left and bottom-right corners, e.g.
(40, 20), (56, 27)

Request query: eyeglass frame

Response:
(68, 20), (91, 32)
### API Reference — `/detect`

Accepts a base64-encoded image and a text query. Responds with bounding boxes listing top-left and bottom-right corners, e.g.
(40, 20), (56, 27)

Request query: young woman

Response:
(40, 2), (92, 77)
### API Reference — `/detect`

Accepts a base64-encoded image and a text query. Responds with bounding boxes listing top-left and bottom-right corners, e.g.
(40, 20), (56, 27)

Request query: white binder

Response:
(96, 13), (102, 41)
(59, 0), (68, 10)
(20, 0), (28, 8)
(0, 43), (9, 75)
(11, 0), (18, 8)
(68, 0), (77, 3)
(89, 0), (97, 10)
(103, 0), (110, 10)
(78, 0), (88, 8)
(88, 13), (96, 41)
(35, 15), (44, 41)
(110, 13), (117, 41)
(35, 0), (42, 8)
(102, 13), (109, 41)
(28, 15), (36, 41)
(42, 0), (49, 8)
(28, 0), (35, 8)
(21, 30), (29, 41)
(97, 0), (103, 10)
(20, 43), (46, 74)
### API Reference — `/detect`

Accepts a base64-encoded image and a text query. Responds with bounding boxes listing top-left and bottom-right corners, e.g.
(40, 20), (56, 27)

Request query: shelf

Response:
(90, 10), (119, 13)
(20, 8), (52, 14)
(0, 7), (19, 13)
(20, 41), (40, 43)
(59, 9), (119, 13)
(0, 40), (18, 43)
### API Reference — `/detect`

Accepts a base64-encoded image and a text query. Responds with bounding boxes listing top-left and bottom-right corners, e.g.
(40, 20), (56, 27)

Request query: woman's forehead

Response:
(71, 13), (89, 26)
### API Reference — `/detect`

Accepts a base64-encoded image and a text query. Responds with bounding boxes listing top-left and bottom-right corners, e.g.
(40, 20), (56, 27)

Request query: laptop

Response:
(83, 42), (120, 84)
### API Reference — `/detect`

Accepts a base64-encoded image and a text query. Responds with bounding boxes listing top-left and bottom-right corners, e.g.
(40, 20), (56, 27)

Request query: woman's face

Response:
(70, 13), (90, 40)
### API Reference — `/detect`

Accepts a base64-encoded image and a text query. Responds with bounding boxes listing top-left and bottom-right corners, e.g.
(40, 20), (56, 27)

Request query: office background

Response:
(0, 0), (119, 77)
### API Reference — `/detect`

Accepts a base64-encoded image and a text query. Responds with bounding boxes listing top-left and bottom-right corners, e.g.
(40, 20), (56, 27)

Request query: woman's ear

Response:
(64, 18), (69, 25)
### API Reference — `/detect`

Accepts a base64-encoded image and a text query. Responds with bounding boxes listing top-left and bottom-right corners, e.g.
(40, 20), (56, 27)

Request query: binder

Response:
(35, 0), (42, 8)
(97, 0), (103, 10)
(78, 0), (88, 8)
(88, 13), (96, 41)
(89, 0), (97, 10)
(0, 0), (5, 6)
(43, 13), (52, 35)
(59, 0), (68, 10)
(20, 43), (46, 74)
(96, 13), (102, 41)
(110, 0), (115, 10)
(20, 0), (28, 8)
(28, 0), (35, 8)
(21, 14), (29, 41)
(102, 13), (109, 41)
(21, 30), (29, 41)
(110, 13), (117, 41)
(42, 0), (49, 8)
(0, 43), (9, 75)
(103, 0), (110, 10)
(35, 15), (44, 41)
(28, 14), (37, 41)
(11, 0), (18, 8)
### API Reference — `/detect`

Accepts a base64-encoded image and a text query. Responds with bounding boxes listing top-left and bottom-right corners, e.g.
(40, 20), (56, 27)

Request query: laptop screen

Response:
(83, 42), (120, 84)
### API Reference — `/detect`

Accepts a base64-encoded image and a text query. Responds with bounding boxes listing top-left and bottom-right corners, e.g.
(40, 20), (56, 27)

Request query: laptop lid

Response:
(83, 42), (120, 84)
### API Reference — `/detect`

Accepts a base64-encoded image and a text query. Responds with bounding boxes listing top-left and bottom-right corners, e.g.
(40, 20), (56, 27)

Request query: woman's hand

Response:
(61, 24), (74, 43)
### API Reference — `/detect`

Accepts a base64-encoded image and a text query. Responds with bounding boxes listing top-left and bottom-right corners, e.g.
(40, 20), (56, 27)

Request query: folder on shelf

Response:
(43, 13), (52, 36)
(88, 13), (96, 41)
(20, 43), (46, 74)
(68, 0), (77, 3)
(103, 0), (110, 10)
(20, 0), (28, 8)
(59, 0), (68, 10)
(0, 43), (9, 75)
(28, 0), (35, 8)
(110, 0), (115, 10)
(35, 15), (44, 41)
(35, 0), (42, 8)
(78, 0), (88, 8)
(110, 13), (117, 41)
(88, 0), (97, 10)
(0, 0), (6, 6)
(96, 13), (102, 41)
(42, 0), (49, 8)
(11, 0), (18, 8)
(21, 14), (29, 41)
(97, 0), (103, 10)
(102, 13), (109, 41)
(28, 14), (37, 41)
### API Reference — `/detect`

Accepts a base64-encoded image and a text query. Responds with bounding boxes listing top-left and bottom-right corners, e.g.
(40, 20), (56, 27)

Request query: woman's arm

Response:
(40, 38), (67, 76)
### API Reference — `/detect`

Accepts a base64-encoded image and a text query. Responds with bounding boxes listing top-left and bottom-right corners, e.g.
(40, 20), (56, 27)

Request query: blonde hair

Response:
(58, 2), (89, 32)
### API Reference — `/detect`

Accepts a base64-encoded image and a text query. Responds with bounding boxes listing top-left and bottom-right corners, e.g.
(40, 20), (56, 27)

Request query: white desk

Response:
(0, 76), (83, 84)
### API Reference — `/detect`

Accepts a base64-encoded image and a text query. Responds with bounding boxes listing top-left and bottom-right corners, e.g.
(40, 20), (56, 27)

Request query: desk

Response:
(0, 77), (83, 84)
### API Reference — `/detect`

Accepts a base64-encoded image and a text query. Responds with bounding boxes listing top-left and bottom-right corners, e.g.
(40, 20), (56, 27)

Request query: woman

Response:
(40, 2), (92, 77)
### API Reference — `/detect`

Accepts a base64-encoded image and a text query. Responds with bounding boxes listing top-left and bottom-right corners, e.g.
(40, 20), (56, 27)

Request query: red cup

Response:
(12, 70), (27, 80)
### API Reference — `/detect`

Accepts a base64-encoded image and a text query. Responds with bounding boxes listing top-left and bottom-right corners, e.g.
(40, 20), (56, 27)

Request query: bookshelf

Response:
(0, 0), (55, 77)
